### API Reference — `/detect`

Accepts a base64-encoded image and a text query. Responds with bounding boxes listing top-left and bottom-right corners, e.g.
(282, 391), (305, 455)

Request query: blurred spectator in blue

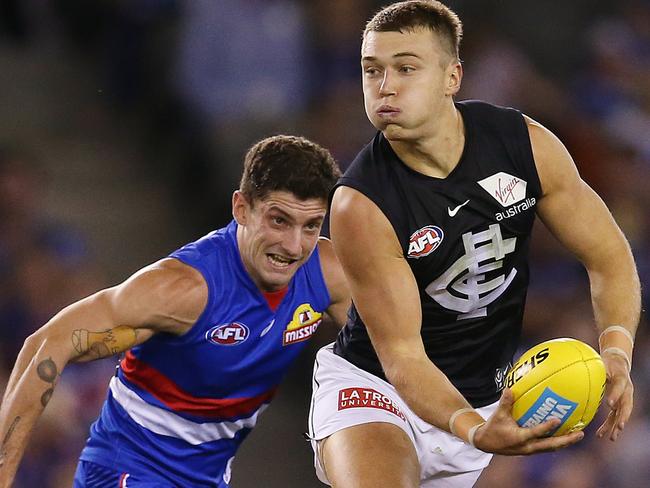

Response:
(174, 0), (308, 129)
(0, 146), (91, 367)
(0, 145), (112, 487)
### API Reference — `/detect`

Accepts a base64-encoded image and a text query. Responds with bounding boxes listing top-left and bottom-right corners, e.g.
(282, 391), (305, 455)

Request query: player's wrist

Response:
(448, 407), (486, 446)
(598, 325), (634, 347)
(600, 347), (632, 373)
(467, 421), (486, 448)
(598, 325), (634, 372)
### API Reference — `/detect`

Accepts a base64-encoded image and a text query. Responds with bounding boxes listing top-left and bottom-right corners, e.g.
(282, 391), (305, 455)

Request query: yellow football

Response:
(505, 338), (606, 436)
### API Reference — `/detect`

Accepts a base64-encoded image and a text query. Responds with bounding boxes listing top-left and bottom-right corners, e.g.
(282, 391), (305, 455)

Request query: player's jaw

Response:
(255, 234), (313, 291)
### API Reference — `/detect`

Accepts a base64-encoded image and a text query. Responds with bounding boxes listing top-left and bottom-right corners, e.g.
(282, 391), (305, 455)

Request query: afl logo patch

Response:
(206, 323), (250, 346)
(407, 225), (444, 259)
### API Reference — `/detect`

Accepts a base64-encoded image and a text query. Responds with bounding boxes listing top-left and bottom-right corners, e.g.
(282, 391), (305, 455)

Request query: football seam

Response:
(579, 357), (601, 424)
(570, 341), (597, 425)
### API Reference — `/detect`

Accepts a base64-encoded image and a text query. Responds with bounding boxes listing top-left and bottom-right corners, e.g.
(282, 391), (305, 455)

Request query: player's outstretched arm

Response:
(528, 116), (641, 442)
(0, 258), (207, 487)
(330, 187), (581, 455)
(318, 237), (352, 328)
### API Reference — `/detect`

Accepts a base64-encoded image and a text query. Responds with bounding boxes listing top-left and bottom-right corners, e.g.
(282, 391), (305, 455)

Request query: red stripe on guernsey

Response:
(120, 352), (277, 418)
(262, 286), (288, 311)
(118, 473), (129, 488)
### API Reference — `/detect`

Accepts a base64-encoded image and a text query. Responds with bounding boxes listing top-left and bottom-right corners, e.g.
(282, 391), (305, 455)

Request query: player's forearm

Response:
(587, 248), (641, 360)
(382, 352), (485, 442)
(0, 333), (68, 486)
(588, 261), (641, 335)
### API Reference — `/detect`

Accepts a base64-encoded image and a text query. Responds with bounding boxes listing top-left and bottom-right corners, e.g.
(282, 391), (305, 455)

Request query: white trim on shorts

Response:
(308, 343), (498, 487)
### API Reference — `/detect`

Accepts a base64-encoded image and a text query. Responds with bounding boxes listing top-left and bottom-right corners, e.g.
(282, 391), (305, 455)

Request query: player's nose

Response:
(379, 71), (397, 96)
(281, 227), (303, 258)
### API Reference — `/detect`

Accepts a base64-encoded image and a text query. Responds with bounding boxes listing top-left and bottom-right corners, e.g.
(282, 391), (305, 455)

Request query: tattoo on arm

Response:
(0, 416), (21, 466)
(71, 326), (139, 361)
(36, 358), (58, 407)
(1, 416), (21, 448)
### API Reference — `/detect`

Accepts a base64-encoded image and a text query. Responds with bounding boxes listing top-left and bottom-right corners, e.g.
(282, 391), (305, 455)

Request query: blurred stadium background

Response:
(0, 0), (648, 486)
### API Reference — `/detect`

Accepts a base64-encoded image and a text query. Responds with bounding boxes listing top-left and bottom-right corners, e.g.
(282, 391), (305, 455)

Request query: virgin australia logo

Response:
(478, 172), (527, 207)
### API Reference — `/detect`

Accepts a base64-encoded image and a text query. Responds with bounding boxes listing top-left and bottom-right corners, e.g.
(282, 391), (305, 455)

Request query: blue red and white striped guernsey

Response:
(77, 220), (331, 487)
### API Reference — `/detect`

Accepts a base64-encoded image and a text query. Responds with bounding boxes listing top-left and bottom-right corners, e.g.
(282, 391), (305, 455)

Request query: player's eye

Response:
(399, 65), (415, 73)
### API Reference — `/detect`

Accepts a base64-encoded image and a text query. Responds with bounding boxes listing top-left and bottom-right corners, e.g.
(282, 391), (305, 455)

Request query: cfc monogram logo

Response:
(425, 224), (517, 319)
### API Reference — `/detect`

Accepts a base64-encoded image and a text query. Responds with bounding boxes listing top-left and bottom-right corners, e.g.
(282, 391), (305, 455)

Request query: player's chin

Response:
(370, 118), (391, 131)
(382, 125), (411, 142)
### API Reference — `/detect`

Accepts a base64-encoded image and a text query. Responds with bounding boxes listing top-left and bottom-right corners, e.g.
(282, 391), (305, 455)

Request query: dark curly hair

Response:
(239, 135), (340, 204)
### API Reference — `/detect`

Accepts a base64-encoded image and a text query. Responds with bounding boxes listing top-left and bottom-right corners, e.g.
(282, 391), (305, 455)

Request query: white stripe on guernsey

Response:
(109, 377), (268, 446)
(120, 473), (130, 488)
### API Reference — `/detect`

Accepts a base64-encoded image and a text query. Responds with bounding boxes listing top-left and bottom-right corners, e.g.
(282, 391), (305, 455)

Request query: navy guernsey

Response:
(334, 100), (542, 407)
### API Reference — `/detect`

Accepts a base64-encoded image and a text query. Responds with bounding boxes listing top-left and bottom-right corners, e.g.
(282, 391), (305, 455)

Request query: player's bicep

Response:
(528, 117), (626, 267)
(107, 258), (208, 333)
(330, 187), (425, 364)
(41, 258), (208, 363)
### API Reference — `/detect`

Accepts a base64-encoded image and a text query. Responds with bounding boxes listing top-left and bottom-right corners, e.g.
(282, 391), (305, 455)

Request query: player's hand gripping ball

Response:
(505, 338), (606, 436)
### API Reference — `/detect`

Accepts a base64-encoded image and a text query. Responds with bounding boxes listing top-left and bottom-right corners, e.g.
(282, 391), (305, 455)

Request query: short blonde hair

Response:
(364, 1), (463, 62)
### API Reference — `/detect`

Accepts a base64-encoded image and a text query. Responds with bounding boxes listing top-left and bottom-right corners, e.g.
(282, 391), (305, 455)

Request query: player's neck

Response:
(389, 105), (465, 179)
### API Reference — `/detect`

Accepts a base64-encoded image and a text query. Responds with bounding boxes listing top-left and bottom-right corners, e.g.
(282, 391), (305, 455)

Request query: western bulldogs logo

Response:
(206, 323), (249, 346)
(407, 225), (444, 259)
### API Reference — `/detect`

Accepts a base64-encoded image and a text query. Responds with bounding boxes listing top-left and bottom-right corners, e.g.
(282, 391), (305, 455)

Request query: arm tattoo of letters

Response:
(71, 326), (138, 360)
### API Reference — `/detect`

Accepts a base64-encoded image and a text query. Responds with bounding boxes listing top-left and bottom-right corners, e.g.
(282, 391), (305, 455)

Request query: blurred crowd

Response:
(1, 0), (648, 487)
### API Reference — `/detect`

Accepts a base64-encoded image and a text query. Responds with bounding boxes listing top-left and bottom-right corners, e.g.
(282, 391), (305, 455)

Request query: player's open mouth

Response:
(267, 254), (297, 268)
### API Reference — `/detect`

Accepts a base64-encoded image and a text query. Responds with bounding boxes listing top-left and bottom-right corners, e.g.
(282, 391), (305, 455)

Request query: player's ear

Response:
(445, 60), (463, 96)
(232, 190), (250, 224)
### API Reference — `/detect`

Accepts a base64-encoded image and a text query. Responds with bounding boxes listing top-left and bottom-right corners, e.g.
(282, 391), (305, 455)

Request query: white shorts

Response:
(308, 344), (498, 488)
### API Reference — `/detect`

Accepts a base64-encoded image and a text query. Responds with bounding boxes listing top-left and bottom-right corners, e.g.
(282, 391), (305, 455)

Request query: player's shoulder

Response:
(457, 99), (525, 129)
(458, 99), (531, 147)
(136, 258), (207, 296)
(171, 222), (236, 264)
(457, 99), (521, 117)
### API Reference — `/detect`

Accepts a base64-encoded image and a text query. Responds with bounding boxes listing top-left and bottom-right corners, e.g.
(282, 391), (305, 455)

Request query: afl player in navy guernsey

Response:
(308, 2), (641, 487)
(0, 135), (350, 487)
